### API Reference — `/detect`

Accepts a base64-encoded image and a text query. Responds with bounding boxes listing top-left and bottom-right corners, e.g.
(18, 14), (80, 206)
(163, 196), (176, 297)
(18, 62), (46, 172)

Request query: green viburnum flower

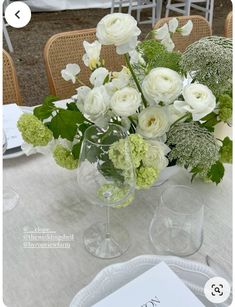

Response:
(167, 122), (220, 177)
(109, 134), (148, 169)
(53, 145), (78, 170)
(181, 36), (232, 96)
(17, 114), (53, 146)
(219, 137), (232, 164)
(136, 166), (159, 190)
(97, 183), (134, 208)
(218, 94), (232, 123)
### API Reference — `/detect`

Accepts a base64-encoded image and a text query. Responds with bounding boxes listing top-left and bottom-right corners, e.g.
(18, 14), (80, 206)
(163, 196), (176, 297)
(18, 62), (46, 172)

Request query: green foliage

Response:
(219, 137), (232, 164)
(201, 112), (219, 131)
(137, 39), (182, 73)
(97, 160), (125, 183)
(218, 94), (232, 123)
(48, 109), (86, 141)
(34, 95), (58, 120)
(207, 161), (225, 185)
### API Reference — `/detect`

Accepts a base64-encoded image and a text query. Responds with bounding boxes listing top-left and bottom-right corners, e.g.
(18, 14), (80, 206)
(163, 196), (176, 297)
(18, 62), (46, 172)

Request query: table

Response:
(3, 136), (232, 307)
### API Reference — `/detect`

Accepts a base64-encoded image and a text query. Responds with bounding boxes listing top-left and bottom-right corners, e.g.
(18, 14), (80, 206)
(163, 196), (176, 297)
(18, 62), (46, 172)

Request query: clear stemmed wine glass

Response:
(3, 131), (19, 212)
(77, 124), (135, 259)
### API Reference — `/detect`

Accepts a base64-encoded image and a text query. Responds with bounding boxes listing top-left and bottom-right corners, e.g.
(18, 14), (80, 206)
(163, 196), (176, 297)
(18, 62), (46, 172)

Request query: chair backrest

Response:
(44, 28), (125, 99)
(3, 49), (22, 105)
(153, 15), (212, 52)
(224, 11), (232, 38)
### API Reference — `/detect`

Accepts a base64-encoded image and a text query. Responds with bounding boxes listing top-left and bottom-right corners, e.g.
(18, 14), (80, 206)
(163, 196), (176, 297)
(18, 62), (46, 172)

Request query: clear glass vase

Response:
(77, 124), (135, 259)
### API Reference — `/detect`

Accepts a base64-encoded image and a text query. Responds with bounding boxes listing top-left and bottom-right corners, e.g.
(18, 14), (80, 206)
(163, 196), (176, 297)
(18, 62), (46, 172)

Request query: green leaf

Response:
(190, 165), (204, 182)
(33, 95), (58, 120)
(207, 161), (225, 185)
(97, 160), (124, 183)
(219, 136), (232, 163)
(72, 142), (82, 159)
(201, 112), (219, 129)
(66, 102), (79, 111)
(48, 109), (86, 141)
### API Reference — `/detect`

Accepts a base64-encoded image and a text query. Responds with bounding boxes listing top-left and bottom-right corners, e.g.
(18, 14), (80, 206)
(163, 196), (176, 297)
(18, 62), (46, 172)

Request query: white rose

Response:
(111, 87), (141, 117)
(153, 23), (170, 40)
(82, 40), (101, 69)
(96, 13), (141, 55)
(84, 86), (110, 120)
(174, 83), (216, 121)
(137, 106), (170, 139)
(89, 67), (109, 87)
(179, 20), (193, 36)
(169, 17), (179, 33)
(143, 140), (170, 171)
(142, 68), (183, 105)
(61, 64), (80, 84)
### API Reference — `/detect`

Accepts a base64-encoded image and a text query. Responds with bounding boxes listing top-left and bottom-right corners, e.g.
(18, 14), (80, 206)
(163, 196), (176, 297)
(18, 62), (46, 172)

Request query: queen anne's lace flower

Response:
(17, 114), (53, 146)
(167, 122), (220, 176)
(53, 145), (78, 170)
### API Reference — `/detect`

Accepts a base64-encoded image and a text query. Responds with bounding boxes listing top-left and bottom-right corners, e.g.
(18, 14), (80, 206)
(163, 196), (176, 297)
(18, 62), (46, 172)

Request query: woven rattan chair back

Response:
(225, 11), (233, 38)
(44, 29), (125, 99)
(153, 15), (212, 53)
(3, 49), (22, 105)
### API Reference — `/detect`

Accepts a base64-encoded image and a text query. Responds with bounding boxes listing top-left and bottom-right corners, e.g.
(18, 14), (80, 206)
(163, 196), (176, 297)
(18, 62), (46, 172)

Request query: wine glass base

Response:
(3, 188), (19, 213)
(83, 222), (130, 259)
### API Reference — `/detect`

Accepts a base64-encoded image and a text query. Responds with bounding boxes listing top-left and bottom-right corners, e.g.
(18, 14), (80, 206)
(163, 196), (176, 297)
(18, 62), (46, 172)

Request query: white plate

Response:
(70, 255), (231, 307)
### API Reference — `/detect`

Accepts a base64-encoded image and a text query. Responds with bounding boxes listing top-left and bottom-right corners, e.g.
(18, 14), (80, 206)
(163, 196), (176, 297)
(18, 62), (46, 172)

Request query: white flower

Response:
(21, 140), (55, 156)
(89, 67), (109, 87)
(110, 87), (141, 117)
(76, 86), (91, 102)
(82, 40), (101, 69)
(84, 86), (110, 120)
(161, 36), (175, 52)
(143, 140), (170, 171)
(142, 68), (183, 105)
(61, 64), (80, 84)
(137, 106), (170, 139)
(112, 67), (131, 89)
(167, 104), (186, 124)
(96, 13), (141, 55)
(129, 49), (146, 65)
(169, 17), (179, 33)
(179, 20), (193, 36)
(174, 83), (216, 121)
(153, 23), (170, 40)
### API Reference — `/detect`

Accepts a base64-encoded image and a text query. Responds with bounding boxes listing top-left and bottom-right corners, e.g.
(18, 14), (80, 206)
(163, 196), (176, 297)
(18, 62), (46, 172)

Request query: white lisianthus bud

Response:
(84, 86), (110, 120)
(96, 13), (141, 55)
(61, 64), (80, 84)
(168, 17), (179, 33)
(111, 87), (141, 117)
(89, 67), (109, 87)
(137, 106), (170, 139)
(174, 83), (216, 121)
(142, 67), (183, 105)
(161, 36), (175, 52)
(179, 20), (193, 36)
(153, 23), (170, 40)
(82, 40), (102, 69)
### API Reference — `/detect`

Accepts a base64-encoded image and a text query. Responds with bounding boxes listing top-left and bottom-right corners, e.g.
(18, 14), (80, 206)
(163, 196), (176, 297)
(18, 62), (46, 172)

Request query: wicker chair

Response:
(3, 49), (22, 105)
(224, 11), (232, 38)
(153, 15), (212, 52)
(44, 29), (125, 99)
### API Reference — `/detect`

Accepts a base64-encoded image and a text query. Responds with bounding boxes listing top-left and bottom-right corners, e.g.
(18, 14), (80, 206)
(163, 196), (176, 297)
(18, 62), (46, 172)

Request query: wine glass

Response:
(3, 130), (19, 212)
(77, 124), (135, 259)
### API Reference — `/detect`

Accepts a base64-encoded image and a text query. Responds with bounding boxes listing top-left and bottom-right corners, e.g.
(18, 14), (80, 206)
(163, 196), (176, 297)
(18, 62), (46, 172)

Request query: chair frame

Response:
(224, 11), (233, 38)
(3, 49), (22, 105)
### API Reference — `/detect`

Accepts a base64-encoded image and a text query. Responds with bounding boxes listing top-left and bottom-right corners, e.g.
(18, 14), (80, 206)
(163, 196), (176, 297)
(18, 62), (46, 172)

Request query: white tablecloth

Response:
(27, 0), (114, 12)
(3, 138), (232, 307)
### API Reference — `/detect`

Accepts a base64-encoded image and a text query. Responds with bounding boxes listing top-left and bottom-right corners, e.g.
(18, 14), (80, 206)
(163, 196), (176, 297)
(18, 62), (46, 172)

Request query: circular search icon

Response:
(204, 277), (231, 304)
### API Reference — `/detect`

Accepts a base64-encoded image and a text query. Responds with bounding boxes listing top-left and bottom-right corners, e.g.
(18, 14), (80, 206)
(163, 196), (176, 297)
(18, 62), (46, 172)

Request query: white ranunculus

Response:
(89, 67), (109, 87)
(169, 17), (179, 33)
(153, 23), (170, 40)
(161, 36), (175, 52)
(137, 106), (170, 139)
(61, 64), (80, 84)
(111, 67), (131, 89)
(167, 104), (186, 124)
(82, 40), (101, 69)
(110, 87), (141, 117)
(174, 83), (216, 121)
(84, 86), (110, 120)
(96, 13), (141, 55)
(180, 20), (193, 36)
(142, 68), (183, 105)
(143, 140), (170, 171)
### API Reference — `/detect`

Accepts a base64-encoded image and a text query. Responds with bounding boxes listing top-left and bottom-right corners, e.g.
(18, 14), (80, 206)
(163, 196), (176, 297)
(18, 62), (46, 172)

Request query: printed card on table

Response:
(92, 262), (205, 307)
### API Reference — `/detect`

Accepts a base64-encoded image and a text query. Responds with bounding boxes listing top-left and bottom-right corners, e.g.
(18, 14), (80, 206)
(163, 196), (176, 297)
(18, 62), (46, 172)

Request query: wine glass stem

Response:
(105, 206), (111, 239)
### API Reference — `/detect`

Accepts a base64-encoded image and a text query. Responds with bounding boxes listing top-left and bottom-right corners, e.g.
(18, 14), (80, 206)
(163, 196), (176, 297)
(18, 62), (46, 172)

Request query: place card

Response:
(3, 103), (23, 150)
(92, 262), (205, 307)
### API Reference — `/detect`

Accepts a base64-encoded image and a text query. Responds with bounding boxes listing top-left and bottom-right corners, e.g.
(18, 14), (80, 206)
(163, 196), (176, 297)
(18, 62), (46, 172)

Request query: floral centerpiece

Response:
(18, 14), (232, 189)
